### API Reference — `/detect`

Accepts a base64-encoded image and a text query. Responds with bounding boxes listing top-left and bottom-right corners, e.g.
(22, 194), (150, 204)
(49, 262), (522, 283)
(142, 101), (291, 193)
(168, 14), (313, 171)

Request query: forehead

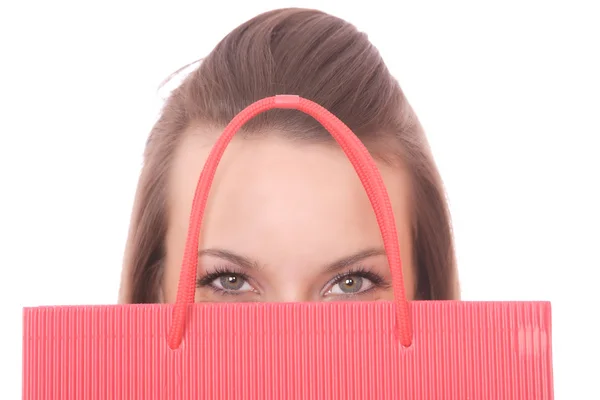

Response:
(168, 128), (413, 262)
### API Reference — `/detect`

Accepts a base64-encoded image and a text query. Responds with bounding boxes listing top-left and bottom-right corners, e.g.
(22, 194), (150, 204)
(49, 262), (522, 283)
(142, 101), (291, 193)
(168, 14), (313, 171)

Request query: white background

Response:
(1, 0), (599, 398)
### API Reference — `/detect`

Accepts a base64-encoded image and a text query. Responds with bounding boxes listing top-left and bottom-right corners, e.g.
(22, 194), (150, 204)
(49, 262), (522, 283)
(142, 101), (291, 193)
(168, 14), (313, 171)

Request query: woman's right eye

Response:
(210, 274), (254, 293)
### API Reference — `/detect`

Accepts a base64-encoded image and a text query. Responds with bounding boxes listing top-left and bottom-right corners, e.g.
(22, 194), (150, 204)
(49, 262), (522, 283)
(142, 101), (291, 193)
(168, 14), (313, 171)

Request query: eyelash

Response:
(195, 265), (388, 297)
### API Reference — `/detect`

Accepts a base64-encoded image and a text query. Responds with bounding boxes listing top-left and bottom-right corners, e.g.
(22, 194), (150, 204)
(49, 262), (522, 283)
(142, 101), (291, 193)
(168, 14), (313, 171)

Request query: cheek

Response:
(374, 289), (396, 301)
(397, 232), (416, 301)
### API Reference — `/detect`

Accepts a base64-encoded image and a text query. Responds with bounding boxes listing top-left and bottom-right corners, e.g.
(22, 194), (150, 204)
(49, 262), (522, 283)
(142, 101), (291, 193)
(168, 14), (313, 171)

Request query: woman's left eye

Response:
(328, 275), (375, 295)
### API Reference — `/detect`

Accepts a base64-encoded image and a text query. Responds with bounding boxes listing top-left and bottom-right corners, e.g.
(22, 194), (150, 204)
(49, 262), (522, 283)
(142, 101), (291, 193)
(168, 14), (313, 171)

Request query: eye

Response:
(328, 274), (375, 295)
(211, 273), (254, 293)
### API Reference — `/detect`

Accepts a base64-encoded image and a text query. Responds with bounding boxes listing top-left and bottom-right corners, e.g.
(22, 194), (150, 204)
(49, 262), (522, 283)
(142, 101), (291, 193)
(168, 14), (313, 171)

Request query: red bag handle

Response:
(167, 95), (413, 349)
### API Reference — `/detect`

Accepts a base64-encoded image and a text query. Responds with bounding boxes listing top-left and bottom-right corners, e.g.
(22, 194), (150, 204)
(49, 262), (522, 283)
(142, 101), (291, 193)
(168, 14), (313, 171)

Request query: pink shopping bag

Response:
(23, 95), (554, 399)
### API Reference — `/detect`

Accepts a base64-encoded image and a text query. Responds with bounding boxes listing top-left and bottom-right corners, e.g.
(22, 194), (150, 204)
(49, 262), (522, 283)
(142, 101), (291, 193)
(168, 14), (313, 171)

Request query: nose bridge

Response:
(262, 268), (314, 302)
(268, 286), (312, 303)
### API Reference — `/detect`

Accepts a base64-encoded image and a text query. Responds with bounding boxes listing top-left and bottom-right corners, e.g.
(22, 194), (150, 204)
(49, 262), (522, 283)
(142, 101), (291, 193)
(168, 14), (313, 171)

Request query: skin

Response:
(162, 127), (416, 303)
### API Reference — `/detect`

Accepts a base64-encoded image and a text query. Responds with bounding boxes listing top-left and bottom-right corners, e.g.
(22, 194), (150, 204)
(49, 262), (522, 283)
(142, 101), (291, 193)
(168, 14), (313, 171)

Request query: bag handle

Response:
(167, 95), (413, 350)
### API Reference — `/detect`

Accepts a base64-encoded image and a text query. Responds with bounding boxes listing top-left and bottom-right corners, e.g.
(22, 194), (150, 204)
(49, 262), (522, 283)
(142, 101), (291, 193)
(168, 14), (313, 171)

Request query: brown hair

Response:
(118, 8), (460, 303)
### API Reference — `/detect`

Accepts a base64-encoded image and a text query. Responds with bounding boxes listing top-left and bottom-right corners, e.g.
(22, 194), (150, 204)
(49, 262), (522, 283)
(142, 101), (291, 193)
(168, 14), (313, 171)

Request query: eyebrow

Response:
(322, 248), (387, 273)
(197, 247), (387, 273)
(198, 248), (261, 271)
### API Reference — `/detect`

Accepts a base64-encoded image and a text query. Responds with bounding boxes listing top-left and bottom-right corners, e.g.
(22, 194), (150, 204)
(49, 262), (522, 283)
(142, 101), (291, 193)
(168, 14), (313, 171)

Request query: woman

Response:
(118, 8), (460, 305)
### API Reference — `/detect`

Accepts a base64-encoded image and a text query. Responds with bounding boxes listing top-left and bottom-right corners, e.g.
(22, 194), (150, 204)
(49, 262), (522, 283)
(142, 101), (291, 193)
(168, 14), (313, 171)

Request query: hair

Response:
(118, 8), (460, 303)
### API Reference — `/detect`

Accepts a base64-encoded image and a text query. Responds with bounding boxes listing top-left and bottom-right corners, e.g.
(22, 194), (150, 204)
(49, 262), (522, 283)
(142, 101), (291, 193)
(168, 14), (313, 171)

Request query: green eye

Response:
(196, 268), (257, 295)
(219, 275), (245, 290)
(339, 276), (363, 293)
(329, 275), (374, 295)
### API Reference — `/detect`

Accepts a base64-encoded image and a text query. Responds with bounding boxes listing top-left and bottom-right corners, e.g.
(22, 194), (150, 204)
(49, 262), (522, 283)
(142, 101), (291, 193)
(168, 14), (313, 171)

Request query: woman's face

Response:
(162, 129), (416, 303)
